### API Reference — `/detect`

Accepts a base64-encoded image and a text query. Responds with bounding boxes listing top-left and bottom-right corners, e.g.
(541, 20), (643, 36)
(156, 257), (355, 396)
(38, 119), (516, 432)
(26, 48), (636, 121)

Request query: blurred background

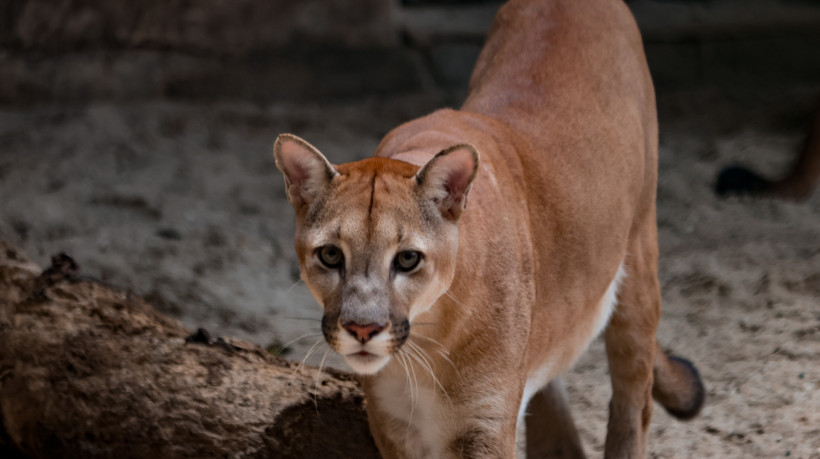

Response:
(1, 0), (818, 456)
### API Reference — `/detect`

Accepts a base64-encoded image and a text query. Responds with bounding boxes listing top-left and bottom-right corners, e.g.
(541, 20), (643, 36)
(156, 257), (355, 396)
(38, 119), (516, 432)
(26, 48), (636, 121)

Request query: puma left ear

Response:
(273, 133), (339, 210)
(415, 144), (480, 220)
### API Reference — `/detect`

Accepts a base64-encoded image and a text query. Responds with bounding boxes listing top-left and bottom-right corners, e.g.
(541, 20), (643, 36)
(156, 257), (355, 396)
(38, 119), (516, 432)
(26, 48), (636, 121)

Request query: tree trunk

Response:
(0, 240), (380, 458)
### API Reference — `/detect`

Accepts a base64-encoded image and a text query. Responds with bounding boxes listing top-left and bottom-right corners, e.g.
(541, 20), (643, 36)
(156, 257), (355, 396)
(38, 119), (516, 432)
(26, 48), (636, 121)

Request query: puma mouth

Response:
(347, 350), (378, 359)
(344, 351), (391, 375)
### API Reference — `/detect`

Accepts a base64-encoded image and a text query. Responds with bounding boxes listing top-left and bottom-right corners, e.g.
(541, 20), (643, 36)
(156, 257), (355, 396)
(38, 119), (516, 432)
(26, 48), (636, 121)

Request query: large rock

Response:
(0, 241), (380, 458)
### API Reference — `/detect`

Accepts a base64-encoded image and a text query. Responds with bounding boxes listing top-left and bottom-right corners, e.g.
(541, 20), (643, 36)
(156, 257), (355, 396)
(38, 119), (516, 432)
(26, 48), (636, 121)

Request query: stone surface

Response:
(0, 47), (426, 104)
(629, 0), (820, 42)
(2, 0), (820, 103)
(400, 2), (499, 46)
(3, 0), (399, 53)
(430, 42), (482, 88)
(0, 0), (418, 104)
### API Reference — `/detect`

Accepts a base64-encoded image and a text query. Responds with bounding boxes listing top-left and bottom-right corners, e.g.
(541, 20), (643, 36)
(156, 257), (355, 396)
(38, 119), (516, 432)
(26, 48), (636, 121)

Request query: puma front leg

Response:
(368, 407), (519, 459)
(364, 371), (521, 459)
(445, 416), (518, 459)
(525, 378), (586, 459)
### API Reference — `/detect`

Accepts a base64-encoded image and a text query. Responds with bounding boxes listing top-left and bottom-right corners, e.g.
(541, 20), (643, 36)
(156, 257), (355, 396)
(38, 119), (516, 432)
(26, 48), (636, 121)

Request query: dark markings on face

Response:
(303, 195), (326, 227)
(321, 309), (339, 344)
(391, 318), (410, 348)
(367, 172), (377, 221)
(413, 187), (445, 231)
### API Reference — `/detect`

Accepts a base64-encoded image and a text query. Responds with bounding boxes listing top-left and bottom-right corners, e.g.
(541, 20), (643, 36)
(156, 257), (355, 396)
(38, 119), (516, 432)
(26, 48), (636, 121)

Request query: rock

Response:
(0, 240), (380, 458)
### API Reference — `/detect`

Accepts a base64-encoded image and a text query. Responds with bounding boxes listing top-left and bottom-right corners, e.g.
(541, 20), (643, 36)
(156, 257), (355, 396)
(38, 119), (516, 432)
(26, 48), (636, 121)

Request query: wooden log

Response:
(0, 241), (380, 458)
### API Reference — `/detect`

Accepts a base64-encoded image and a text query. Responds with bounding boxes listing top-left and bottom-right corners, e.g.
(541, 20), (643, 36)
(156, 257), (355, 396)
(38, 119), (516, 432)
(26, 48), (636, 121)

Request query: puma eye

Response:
(394, 251), (422, 272)
(318, 245), (344, 269)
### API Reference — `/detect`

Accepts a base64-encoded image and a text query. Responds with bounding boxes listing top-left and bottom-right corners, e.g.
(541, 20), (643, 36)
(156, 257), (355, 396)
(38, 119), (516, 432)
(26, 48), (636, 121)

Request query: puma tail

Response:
(652, 343), (705, 420)
(715, 165), (773, 197)
(715, 101), (820, 201)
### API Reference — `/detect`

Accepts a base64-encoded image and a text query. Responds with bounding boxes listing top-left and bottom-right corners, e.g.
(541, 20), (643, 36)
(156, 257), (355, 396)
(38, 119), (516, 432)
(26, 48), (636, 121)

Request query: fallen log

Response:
(0, 240), (380, 458)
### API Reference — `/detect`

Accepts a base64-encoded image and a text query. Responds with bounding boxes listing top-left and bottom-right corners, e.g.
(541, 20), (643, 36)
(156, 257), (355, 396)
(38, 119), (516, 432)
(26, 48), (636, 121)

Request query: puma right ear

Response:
(273, 133), (338, 210)
(415, 144), (480, 220)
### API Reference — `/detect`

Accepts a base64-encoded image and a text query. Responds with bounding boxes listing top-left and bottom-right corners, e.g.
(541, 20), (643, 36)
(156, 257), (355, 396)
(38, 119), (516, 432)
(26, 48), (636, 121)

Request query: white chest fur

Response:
(371, 365), (451, 458)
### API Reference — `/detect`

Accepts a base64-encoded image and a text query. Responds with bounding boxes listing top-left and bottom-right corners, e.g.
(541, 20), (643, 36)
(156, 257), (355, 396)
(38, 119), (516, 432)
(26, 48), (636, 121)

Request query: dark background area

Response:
(2, 0), (819, 104)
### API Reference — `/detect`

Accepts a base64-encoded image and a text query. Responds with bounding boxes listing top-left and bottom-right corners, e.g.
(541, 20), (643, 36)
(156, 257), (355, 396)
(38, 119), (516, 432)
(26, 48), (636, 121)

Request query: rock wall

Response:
(2, 0), (398, 52)
(0, 0), (425, 104)
(1, 0), (820, 105)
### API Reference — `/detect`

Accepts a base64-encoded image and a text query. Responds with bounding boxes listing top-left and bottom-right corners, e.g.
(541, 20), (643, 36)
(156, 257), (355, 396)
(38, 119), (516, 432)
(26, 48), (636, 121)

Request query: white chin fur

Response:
(344, 353), (391, 375)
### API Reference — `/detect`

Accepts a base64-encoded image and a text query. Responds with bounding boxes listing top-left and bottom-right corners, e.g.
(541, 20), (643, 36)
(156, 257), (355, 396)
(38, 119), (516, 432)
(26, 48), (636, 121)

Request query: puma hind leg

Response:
(602, 229), (663, 458)
(603, 223), (704, 457)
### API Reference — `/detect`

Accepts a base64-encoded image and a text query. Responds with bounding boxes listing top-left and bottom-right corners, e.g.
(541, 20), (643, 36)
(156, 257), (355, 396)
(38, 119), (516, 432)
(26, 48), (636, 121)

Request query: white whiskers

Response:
(312, 347), (333, 410)
(288, 337), (326, 388)
(395, 349), (418, 442)
(444, 290), (468, 309)
(410, 333), (457, 371)
(278, 332), (324, 351)
(285, 278), (304, 293)
(403, 341), (450, 402)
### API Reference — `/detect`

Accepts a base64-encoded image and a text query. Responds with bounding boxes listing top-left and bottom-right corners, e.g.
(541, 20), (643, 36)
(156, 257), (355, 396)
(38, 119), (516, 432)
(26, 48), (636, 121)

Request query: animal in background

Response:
(716, 100), (820, 201)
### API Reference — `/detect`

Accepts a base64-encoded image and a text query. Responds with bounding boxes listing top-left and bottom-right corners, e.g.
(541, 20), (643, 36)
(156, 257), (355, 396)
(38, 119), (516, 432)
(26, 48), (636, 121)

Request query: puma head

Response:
(274, 133), (479, 374)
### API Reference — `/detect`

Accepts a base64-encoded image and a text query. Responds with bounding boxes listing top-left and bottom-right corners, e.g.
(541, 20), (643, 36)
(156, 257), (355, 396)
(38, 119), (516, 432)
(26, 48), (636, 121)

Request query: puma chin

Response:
(275, 136), (471, 375)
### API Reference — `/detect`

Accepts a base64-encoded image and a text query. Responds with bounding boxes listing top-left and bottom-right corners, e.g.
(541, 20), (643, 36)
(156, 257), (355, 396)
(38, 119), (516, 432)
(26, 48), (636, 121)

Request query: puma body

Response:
(274, 0), (703, 457)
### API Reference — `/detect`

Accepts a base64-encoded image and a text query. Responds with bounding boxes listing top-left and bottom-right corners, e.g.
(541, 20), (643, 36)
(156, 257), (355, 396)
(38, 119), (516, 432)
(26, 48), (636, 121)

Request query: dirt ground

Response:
(1, 84), (818, 457)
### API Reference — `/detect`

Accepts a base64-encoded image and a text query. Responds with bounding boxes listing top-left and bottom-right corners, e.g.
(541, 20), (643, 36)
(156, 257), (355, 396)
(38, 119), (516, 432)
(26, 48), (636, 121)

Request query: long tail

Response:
(652, 342), (705, 420)
(715, 99), (820, 201)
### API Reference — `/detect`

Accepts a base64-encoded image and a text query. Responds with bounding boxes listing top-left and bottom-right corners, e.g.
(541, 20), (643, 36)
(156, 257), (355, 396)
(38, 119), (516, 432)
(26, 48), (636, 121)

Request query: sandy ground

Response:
(1, 85), (818, 458)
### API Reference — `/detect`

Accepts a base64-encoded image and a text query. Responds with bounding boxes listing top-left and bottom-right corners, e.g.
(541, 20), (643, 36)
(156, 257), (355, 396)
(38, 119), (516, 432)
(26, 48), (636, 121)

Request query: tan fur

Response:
(274, 0), (703, 457)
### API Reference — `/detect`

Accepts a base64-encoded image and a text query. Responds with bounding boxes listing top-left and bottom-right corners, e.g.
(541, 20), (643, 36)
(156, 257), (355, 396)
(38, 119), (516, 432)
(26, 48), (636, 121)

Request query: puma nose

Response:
(343, 322), (386, 344)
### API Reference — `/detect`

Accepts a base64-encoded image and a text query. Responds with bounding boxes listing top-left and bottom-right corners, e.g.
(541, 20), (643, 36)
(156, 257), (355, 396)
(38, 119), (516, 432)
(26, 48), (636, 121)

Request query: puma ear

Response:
(415, 144), (480, 220)
(273, 133), (339, 210)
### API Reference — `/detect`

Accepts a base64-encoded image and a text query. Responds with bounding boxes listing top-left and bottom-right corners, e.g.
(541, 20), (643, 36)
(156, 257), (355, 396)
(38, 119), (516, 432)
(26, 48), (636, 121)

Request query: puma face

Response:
(274, 134), (478, 374)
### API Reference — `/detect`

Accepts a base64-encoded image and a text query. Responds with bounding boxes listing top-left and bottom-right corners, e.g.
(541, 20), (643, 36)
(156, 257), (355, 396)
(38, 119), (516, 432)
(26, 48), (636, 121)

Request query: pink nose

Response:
(343, 322), (385, 344)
